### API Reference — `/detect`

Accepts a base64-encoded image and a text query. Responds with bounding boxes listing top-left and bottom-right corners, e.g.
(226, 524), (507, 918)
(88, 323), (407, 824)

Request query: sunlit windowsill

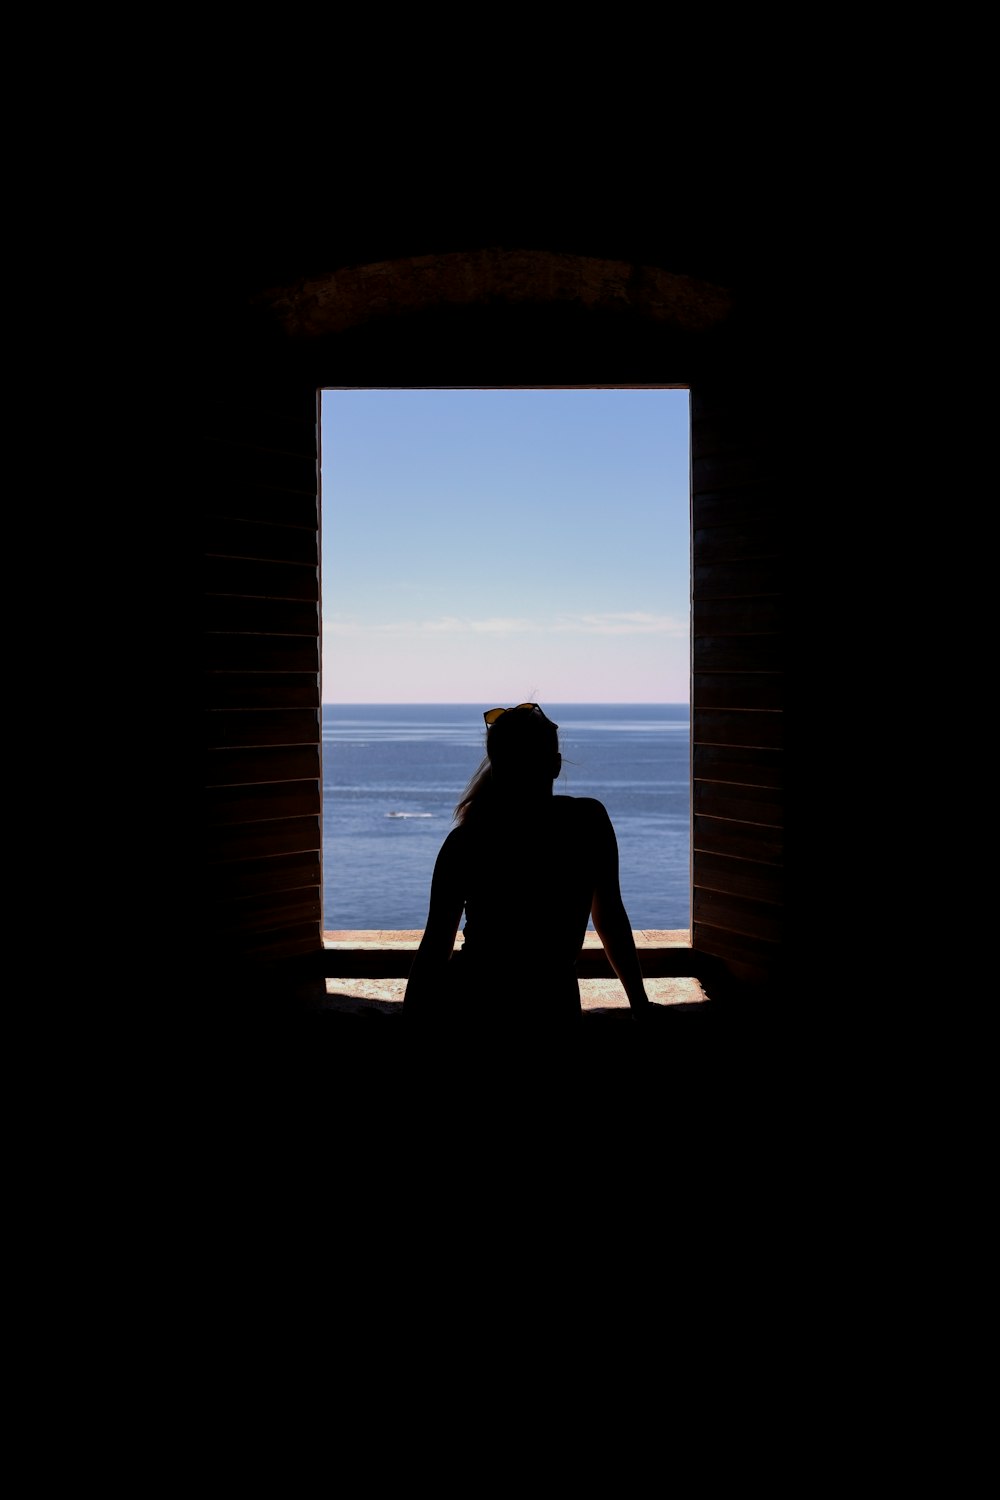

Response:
(321, 929), (708, 1012)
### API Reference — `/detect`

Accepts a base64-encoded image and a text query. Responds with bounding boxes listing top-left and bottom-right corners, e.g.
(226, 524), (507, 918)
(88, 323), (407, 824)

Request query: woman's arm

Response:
(403, 830), (466, 1015)
(589, 804), (652, 1015)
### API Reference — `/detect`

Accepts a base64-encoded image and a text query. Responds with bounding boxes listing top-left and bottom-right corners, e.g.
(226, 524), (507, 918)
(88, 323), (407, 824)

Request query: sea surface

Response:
(322, 704), (690, 932)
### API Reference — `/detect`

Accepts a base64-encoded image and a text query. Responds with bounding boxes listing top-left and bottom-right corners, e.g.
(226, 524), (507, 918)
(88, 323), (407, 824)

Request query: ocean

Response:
(322, 704), (690, 932)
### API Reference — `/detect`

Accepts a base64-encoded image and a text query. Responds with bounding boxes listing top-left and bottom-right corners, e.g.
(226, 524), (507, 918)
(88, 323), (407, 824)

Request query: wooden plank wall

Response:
(689, 383), (786, 992)
(202, 383), (325, 966)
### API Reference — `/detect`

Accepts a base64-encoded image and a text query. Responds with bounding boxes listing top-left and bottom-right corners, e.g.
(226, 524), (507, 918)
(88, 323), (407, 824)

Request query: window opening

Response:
(319, 387), (693, 996)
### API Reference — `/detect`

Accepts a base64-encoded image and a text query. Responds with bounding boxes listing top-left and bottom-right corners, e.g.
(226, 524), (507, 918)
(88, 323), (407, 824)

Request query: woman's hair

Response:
(454, 705), (561, 824)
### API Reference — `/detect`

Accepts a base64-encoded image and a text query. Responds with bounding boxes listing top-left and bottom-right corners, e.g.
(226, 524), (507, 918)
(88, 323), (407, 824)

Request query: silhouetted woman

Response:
(404, 703), (653, 1028)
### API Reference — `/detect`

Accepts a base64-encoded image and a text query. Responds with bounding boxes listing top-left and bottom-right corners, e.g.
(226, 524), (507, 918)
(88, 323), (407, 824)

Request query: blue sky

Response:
(320, 388), (690, 703)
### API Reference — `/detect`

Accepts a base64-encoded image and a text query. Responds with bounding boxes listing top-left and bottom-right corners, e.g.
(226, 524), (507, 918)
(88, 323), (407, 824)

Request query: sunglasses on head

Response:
(483, 703), (557, 728)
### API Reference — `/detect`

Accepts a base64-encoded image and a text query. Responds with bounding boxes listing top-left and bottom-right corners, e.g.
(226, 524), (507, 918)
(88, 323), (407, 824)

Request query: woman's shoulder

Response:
(436, 822), (470, 859)
(554, 799), (616, 848)
(554, 795), (612, 823)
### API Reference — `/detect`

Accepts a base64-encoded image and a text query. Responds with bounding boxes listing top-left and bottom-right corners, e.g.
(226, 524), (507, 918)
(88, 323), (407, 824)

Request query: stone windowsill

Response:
(320, 930), (707, 1014)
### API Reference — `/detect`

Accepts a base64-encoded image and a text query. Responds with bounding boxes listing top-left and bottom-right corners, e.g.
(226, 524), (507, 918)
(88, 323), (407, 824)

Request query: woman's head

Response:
(484, 703), (561, 784)
(455, 703), (561, 822)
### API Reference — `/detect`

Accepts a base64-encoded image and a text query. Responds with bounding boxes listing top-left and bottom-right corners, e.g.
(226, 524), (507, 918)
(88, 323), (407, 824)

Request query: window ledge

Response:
(320, 930), (708, 1012)
(324, 929), (693, 975)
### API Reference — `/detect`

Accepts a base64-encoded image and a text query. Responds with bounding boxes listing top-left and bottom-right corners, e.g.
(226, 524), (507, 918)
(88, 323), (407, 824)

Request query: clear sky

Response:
(320, 388), (690, 704)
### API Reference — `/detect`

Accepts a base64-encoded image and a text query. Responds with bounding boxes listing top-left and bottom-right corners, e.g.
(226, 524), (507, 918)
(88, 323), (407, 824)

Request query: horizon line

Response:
(322, 699), (691, 707)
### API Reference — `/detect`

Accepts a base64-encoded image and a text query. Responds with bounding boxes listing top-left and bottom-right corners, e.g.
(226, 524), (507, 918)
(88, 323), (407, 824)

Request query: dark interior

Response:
(180, 204), (835, 1082)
